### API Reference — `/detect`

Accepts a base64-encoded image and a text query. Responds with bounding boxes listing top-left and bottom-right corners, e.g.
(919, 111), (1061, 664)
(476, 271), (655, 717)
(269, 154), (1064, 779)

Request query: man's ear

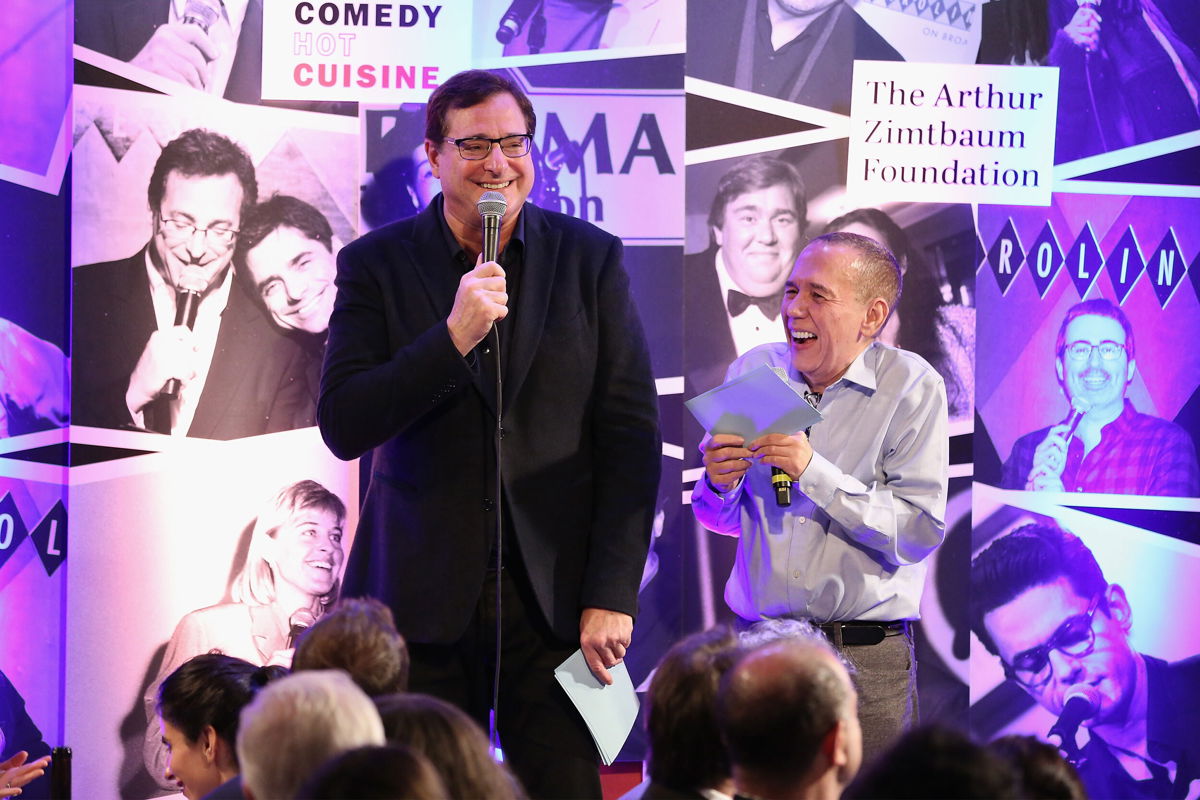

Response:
(1056, 357), (1064, 384)
(425, 139), (442, 179)
(1106, 583), (1133, 631)
(822, 719), (848, 767)
(712, 225), (725, 249)
(862, 298), (890, 338)
(1126, 358), (1137, 385)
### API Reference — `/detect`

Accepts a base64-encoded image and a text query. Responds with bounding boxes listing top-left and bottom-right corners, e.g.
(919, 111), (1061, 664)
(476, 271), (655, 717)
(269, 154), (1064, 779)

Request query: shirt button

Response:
(483, 498), (494, 512)
(797, 516), (806, 524)
(792, 570), (802, 579)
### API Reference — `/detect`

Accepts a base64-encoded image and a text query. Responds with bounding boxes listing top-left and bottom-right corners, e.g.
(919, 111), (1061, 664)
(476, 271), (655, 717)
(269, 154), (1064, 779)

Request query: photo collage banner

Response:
(0, 0), (1197, 796)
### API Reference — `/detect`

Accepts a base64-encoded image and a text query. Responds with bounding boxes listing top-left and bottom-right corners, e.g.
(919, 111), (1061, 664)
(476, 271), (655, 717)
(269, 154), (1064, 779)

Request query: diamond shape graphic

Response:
(1105, 226), (1144, 305)
(29, 499), (67, 577)
(987, 218), (1025, 295)
(1028, 221), (1064, 298)
(1146, 229), (1187, 309)
(1066, 222), (1104, 298)
(0, 492), (30, 574)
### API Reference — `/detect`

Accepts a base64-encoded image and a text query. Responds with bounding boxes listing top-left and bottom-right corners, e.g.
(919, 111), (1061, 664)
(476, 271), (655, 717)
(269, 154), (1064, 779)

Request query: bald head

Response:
(717, 640), (860, 792)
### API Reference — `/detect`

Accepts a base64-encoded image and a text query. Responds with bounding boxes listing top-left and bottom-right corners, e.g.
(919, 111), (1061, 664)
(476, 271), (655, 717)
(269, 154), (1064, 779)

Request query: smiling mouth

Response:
(480, 181), (512, 190)
(791, 331), (817, 343)
(307, 561), (333, 571)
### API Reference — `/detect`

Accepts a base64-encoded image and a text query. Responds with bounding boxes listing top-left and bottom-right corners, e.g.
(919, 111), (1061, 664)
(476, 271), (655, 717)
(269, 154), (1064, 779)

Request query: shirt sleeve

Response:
(797, 372), (949, 567)
(690, 455), (747, 537)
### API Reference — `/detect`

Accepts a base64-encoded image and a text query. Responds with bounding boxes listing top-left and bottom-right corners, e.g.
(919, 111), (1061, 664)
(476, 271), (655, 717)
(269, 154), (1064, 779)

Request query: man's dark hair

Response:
(989, 734), (1088, 800)
(1055, 297), (1136, 361)
(148, 128), (258, 225)
(374, 693), (522, 800)
(969, 522), (1107, 656)
(843, 725), (1020, 799)
(805, 231), (903, 312)
(716, 641), (849, 786)
(238, 194), (334, 261)
(293, 597), (410, 696)
(156, 654), (286, 761)
(296, 744), (448, 800)
(424, 70), (536, 144)
(822, 207), (910, 267)
(707, 156), (807, 238)
(646, 626), (745, 793)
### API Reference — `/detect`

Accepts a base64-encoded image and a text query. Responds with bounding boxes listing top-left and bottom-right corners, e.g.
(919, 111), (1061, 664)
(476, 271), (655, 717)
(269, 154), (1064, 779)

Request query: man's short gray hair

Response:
(237, 670), (384, 799)
(806, 231), (903, 313)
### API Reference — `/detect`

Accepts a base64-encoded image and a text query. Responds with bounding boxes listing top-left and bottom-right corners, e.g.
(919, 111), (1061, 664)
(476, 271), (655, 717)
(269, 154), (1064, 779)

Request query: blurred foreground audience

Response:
(296, 744), (448, 799)
(293, 596), (410, 696)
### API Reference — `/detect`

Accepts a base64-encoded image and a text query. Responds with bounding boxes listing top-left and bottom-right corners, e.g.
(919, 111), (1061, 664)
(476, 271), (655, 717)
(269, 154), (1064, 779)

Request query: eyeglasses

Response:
(444, 134), (532, 160)
(159, 217), (239, 248)
(1002, 594), (1104, 690)
(1063, 341), (1126, 362)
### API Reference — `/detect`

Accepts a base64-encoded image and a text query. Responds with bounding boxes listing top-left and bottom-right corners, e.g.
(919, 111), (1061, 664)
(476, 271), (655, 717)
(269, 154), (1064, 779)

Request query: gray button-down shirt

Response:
(691, 341), (949, 622)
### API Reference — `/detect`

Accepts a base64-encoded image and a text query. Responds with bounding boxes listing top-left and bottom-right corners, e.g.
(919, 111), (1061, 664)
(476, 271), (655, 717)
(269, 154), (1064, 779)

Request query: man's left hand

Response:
(750, 432), (813, 480)
(580, 607), (632, 686)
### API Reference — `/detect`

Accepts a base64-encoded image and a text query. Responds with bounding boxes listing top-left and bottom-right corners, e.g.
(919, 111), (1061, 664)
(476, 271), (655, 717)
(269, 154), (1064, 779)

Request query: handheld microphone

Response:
(771, 469), (792, 507)
(477, 190), (507, 264)
(1048, 684), (1099, 760)
(161, 267), (208, 400)
(495, 0), (542, 44)
(182, 0), (222, 31)
(1064, 396), (1092, 440)
(287, 608), (317, 649)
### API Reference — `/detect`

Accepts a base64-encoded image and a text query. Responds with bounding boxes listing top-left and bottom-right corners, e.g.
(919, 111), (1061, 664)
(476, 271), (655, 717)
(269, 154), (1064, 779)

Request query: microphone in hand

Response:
(161, 266), (207, 400)
(287, 608), (317, 649)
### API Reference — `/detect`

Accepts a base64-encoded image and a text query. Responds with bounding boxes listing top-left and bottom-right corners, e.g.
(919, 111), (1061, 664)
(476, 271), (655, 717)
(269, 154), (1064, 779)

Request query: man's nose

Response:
(483, 142), (507, 171)
(184, 228), (210, 259)
(1047, 647), (1083, 686)
(281, 271), (303, 303)
(755, 218), (778, 243)
(1086, 345), (1105, 366)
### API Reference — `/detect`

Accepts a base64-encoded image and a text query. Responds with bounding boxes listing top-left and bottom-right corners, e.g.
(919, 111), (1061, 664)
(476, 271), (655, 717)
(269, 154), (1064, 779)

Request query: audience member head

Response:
(738, 617), (830, 651)
(843, 725), (1020, 799)
(296, 744), (449, 800)
(155, 654), (284, 799)
(717, 639), (860, 800)
(989, 734), (1088, 800)
(646, 625), (745, 794)
(237, 670), (384, 800)
(293, 596), (410, 696)
(374, 692), (524, 800)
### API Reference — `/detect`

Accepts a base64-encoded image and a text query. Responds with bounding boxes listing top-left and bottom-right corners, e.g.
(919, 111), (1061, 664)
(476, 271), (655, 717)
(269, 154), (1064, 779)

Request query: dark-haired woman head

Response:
(156, 653), (285, 799)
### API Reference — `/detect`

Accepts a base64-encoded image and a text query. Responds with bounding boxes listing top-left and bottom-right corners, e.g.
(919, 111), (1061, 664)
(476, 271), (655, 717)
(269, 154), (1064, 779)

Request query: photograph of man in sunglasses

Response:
(999, 298), (1199, 496)
(970, 520), (1200, 800)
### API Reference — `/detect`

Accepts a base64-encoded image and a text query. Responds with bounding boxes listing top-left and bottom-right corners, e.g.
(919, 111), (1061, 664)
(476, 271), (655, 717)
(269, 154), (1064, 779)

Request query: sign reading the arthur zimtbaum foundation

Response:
(847, 61), (1058, 207)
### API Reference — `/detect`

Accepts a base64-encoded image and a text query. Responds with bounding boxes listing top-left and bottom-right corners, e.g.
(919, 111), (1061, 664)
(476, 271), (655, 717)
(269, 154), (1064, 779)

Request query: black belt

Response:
(816, 620), (907, 647)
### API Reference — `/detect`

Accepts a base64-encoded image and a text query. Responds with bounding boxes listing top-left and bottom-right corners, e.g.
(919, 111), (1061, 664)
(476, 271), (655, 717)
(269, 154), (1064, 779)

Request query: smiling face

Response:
(782, 242), (883, 392)
(983, 577), (1139, 727)
(160, 720), (221, 799)
(243, 225), (337, 334)
(152, 171), (244, 293)
(1056, 314), (1134, 418)
(274, 506), (345, 599)
(714, 183), (802, 298)
(427, 91), (533, 241)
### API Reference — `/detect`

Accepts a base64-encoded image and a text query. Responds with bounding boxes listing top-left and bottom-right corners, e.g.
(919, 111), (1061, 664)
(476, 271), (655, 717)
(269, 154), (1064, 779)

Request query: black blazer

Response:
(72, 249), (311, 438)
(319, 202), (661, 644)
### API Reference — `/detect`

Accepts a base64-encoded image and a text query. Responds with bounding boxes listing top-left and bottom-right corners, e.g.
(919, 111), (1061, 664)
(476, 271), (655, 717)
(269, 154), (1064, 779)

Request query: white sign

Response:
(261, 1), (472, 102)
(847, 61), (1058, 207)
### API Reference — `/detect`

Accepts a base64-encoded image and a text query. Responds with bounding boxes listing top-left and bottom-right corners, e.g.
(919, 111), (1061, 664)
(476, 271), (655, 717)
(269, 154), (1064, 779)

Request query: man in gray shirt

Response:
(692, 232), (948, 758)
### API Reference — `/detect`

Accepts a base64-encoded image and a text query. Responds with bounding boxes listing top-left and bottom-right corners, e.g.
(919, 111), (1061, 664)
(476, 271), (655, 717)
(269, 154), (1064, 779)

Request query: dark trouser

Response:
(830, 624), (918, 763)
(406, 565), (602, 800)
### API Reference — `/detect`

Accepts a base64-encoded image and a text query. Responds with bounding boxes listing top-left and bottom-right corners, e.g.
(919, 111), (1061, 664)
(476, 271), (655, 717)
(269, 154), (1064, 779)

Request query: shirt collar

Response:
(433, 193), (526, 266)
(793, 340), (880, 393)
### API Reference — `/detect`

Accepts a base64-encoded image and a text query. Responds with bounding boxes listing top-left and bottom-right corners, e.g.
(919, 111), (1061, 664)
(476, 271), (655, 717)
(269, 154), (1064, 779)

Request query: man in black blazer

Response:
(72, 128), (310, 438)
(319, 71), (660, 798)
